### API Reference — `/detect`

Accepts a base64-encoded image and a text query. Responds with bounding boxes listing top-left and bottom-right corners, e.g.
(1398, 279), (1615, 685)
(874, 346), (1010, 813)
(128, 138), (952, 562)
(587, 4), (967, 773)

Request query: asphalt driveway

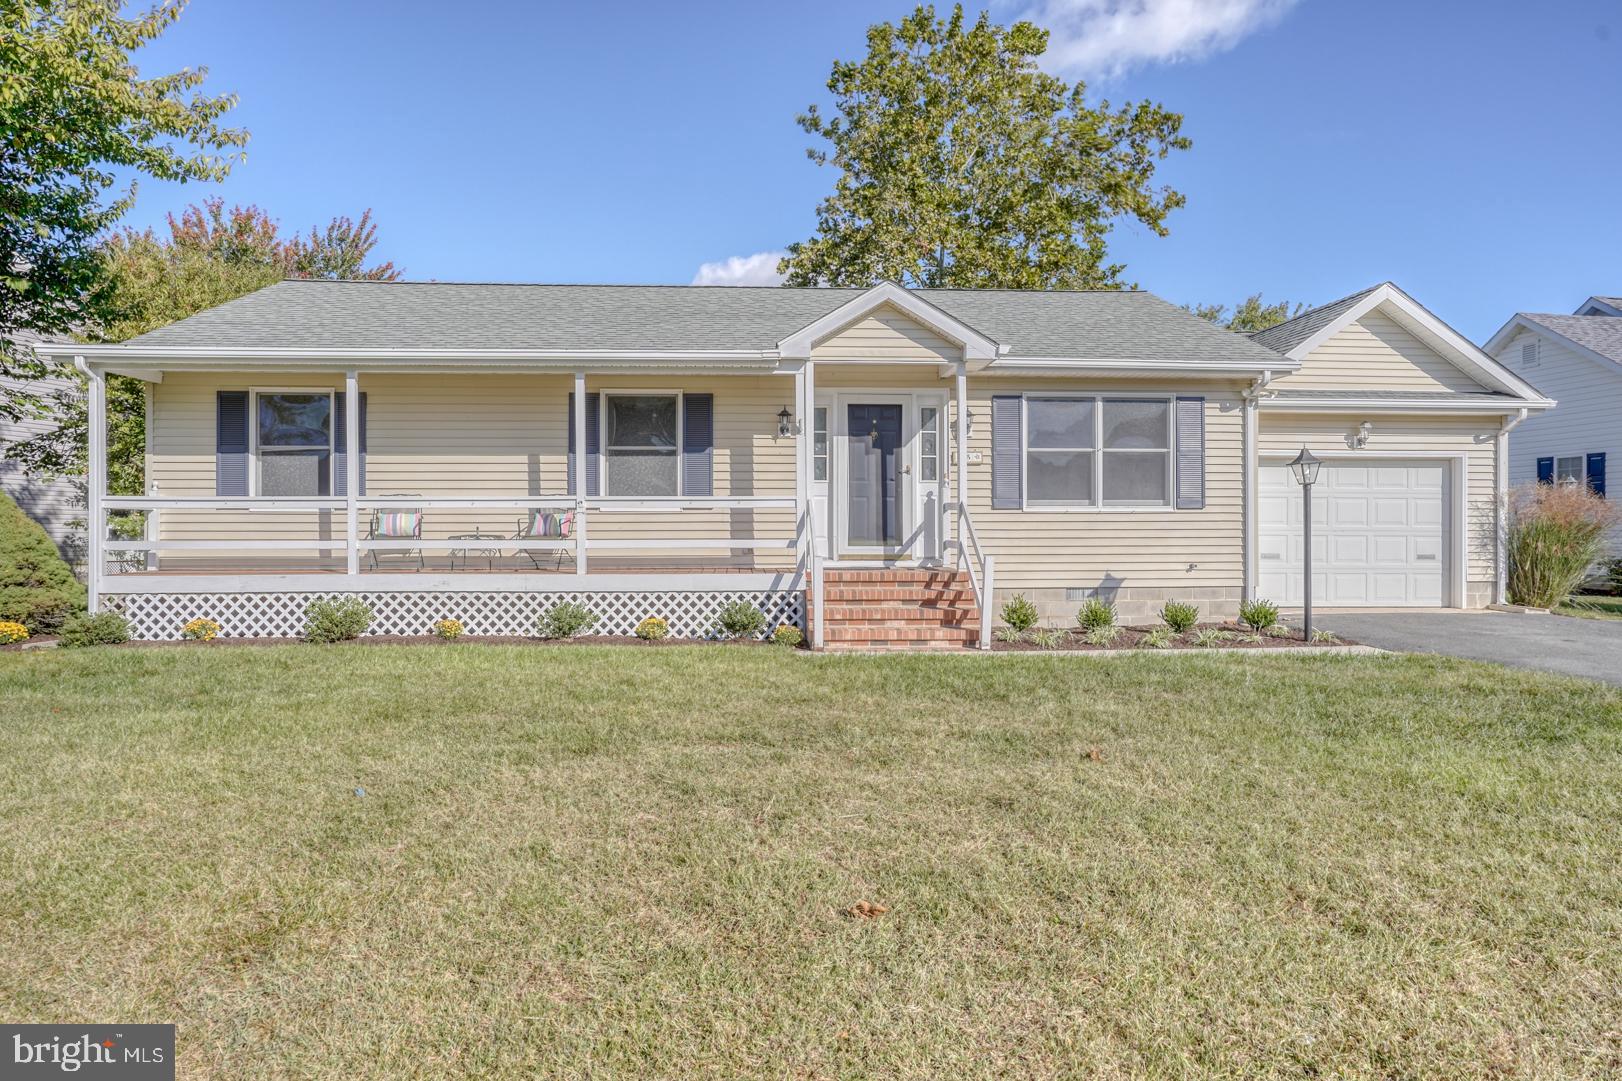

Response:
(1312, 610), (1622, 686)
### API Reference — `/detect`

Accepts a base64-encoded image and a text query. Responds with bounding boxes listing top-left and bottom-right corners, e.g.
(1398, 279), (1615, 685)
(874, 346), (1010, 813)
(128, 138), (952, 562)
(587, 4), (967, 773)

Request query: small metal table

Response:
(447, 530), (504, 571)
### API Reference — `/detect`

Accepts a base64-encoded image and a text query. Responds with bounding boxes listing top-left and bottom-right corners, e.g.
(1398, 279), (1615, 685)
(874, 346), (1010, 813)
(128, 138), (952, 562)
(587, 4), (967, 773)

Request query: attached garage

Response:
(1258, 459), (1453, 607)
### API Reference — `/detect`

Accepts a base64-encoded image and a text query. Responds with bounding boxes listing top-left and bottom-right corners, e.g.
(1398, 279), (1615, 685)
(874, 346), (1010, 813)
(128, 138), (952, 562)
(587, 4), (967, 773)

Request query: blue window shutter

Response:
(567, 392), (600, 496)
(991, 395), (1022, 509)
(333, 392), (368, 496)
(215, 391), (249, 496)
(1587, 452), (1606, 497)
(1536, 457), (1554, 484)
(1175, 396), (1205, 510)
(682, 393), (714, 497)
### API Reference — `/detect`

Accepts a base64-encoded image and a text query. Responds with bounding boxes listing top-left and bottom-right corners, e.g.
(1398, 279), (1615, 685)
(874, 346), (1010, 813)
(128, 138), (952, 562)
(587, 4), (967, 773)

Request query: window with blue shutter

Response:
(215, 391), (249, 496)
(1586, 452), (1606, 497)
(681, 393), (714, 497)
(1536, 457), (1554, 485)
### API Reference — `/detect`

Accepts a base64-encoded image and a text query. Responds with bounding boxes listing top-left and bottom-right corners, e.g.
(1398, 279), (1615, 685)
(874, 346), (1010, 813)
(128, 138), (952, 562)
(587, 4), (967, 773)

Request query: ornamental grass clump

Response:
(181, 617), (220, 641)
(1082, 624), (1120, 647)
(1000, 594), (1039, 635)
(1077, 597), (1116, 631)
(1137, 626), (1175, 649)
(432, 618), (463, 640)
(1191, 627), (1229, 648)
(1028, 625), (1066, 650)
(1159, 600), (1198, 633)
(1506, 482), (1618, 609)
(635, 616), (669, 641)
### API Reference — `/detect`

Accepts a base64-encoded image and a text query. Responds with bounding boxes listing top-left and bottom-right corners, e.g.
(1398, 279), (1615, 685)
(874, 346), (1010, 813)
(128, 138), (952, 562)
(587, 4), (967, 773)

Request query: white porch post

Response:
(82, 358), (105, 612)
(793, 363), (807, 562)
(573, 369), (588, 574)
(344, 369), (360, 575)
(954, 361), (968, 571)
(804, 360), (821, 648)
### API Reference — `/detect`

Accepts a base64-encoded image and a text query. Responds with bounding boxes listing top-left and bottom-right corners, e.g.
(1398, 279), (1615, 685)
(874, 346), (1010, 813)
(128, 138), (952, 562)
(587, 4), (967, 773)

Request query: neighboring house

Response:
(37, 279), (1550, 645)
(0, 332), (86, 565)
(1484, 297), (1619, 554)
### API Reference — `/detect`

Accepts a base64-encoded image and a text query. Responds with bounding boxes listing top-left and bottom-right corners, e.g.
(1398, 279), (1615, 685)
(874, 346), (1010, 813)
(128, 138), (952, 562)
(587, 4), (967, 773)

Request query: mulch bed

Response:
(0, 635), (58, 652)
(991, 622), (1354, 651)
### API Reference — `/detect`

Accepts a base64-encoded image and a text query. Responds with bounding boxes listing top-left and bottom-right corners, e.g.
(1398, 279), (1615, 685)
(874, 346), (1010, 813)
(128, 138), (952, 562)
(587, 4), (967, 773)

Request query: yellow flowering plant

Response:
(181, 618), (220, 641)
(432, 618), (463, 640)
(634, 616), (669, 641)
(0, 620), (29, 645)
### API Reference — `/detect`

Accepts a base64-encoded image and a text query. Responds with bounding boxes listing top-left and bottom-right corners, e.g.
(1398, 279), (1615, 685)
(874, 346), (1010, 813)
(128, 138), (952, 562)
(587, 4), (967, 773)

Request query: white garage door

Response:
(1259, 460), (1448, 607)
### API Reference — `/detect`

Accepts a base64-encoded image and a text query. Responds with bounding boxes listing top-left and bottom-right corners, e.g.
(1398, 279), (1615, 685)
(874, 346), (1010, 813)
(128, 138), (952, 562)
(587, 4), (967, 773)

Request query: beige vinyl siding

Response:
(811, 305), (961, 362)
(1278, 312), (1490, 393)
(1258, 412), (1501, 604)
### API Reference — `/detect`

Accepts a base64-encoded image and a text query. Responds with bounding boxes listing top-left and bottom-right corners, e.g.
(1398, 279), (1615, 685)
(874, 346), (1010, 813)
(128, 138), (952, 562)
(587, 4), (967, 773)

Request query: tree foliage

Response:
(0, 0), (246, 420)
(1190, 294), (1303, 334)
(779, 5), (1190, 289)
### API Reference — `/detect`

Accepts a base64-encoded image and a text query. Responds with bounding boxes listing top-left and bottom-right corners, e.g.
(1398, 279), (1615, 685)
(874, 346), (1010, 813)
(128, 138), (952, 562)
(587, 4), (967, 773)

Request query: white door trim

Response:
(820, 389), (948, 564)
(1258, 452), (1467, 608)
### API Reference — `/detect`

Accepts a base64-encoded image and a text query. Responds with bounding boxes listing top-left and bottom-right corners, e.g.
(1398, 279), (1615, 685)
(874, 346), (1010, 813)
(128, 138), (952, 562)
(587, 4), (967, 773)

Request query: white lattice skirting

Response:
(104, 590), (804, 641)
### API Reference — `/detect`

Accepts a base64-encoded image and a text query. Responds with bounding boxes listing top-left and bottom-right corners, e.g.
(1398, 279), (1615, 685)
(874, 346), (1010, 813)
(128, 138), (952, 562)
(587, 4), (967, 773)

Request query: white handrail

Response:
(955, 501), (994, 649)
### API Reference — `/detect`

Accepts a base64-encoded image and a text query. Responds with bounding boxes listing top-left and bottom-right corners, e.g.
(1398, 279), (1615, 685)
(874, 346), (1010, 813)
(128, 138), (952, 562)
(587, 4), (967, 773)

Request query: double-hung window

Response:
(603, 393), (680, 496)
(1024, 396), (1172, 508)
(1555, 454), (1585, 485)
(255, 391), (333, 496)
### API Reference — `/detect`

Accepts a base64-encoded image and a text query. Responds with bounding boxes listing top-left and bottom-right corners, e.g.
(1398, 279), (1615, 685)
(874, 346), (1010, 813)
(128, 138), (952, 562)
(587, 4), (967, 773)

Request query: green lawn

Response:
(1, 646), (1619, 1079)
(1558, 595), (1622, 620)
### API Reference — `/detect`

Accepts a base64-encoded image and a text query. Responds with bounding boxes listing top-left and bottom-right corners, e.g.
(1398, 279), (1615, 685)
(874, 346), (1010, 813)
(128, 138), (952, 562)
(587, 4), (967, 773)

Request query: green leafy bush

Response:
(1159, 600), (1198, 633)
(1082, 624), (1120, 647)
(772, 624), (803, 647)
(1239, 598), (1279, 633)
(0, 490), (85, 633)
(1029, 626), (1066, 649)
(1506, 483), (1618, 609)
(1077, 597), (1116, 631)
(1000, 594), (1039, 634)
(1138, 626), (1175, 649)
(303, 598), (374, 643)
(715, 600), (767, 639)
(537, 601), (598, 639)
(58, 611), (130, 648)
(1607, 559), (1622, 595)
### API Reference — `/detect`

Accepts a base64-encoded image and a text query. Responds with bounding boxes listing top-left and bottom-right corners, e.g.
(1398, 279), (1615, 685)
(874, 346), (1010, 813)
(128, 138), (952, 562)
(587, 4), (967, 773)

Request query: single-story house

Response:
(1484, 294), (1619, 555)
(37, 278), (1552, 645)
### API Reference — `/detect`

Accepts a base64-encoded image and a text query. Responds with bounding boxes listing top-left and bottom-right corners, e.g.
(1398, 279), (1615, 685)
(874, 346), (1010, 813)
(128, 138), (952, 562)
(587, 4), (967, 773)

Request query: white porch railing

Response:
(954, 501), (995, 650)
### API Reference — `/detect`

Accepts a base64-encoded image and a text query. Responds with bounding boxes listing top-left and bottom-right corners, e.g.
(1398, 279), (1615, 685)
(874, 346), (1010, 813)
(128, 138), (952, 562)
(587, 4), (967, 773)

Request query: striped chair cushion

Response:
(373, 511), (421, 538)
(527, 510), (573, 538)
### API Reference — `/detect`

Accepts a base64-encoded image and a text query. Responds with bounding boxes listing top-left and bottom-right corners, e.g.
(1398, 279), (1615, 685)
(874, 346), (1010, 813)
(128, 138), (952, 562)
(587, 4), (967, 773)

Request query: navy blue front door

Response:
(846, 404), (903, 547)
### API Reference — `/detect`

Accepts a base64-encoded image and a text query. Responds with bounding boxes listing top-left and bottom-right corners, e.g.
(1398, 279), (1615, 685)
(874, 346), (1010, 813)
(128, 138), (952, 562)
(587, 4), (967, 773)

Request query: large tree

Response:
(779, 5), (1190, 289)
(1190, 294), (1303, 334)
(6, 199), (401, 489)
(0, 0), (246, 421)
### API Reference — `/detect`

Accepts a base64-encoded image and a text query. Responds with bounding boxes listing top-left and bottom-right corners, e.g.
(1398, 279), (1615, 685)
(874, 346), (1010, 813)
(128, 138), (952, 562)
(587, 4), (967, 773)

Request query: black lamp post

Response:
(1288, 447), (1322, 641)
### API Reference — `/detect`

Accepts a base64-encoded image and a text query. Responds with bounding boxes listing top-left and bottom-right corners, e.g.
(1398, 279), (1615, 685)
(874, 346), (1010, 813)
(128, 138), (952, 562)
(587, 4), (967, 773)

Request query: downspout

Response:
(1495, 407), (1529, 605)
(1241, 370), (1276, 603)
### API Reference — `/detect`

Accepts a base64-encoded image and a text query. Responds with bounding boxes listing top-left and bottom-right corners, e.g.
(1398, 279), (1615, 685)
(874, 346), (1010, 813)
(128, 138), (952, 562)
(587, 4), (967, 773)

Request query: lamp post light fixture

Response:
(1287, 446), (1322, 641)
(777, 406), (794, 438)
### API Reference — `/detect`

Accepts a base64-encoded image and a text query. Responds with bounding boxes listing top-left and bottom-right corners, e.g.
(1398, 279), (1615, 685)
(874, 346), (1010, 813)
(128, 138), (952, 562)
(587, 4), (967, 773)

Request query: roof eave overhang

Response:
(48, 345), (786, 375)
(981, 356), (1300, 377)
(1258, 396), (1555, 414)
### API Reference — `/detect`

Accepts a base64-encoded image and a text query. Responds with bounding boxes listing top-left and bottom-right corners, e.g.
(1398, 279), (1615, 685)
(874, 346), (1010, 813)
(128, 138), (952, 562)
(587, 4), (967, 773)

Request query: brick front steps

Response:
(811, 569), (981, 651)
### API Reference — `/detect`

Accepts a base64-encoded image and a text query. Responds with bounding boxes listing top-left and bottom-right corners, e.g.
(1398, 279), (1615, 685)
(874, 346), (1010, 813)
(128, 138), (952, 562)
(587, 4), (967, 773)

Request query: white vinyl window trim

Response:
(249, 387), (335, 498)
(1020, 394), (1174, 510)
(599, 391), (683, 498)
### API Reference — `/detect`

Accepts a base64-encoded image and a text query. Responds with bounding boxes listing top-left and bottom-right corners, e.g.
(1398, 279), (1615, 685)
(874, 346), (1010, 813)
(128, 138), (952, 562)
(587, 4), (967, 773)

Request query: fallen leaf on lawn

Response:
(846, 900), (889, 919)
(1086, 746), (1107, 762)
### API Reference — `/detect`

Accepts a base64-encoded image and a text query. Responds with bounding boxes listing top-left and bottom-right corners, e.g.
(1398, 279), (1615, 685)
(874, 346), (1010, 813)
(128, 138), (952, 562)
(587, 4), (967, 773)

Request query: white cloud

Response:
(690, 251), (788, 287)
(1011, 0), (1297, 78)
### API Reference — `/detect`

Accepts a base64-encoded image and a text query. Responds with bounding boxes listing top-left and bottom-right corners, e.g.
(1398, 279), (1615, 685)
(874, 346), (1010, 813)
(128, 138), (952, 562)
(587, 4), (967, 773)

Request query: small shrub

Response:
(1159, 600), (1198, 633)
(432, 618), (463, 640)
(537, 601), (598, 639)
(1082, 624), (1120, 647)
(1191, 627), (1229, 648)
(0, 490), (85, 634)
(181, 617), (220, 641)
(1138, 626), (1175, 649)
(303, 598), (374, 643)
(58, 611), (130, 648)
(1029, 625), (1066, 650)
(1310, 629), (1340, 644)
(1000, 594), (1039, 633)
(635, 616), (670, 641)
(1506, 482), (1618, 609)
(1239, 598), (1280, 633)
(1077, 597), (1116, 631)
(715, 600), (767, 639)
(994, 625), (1024, 644)
(772, 624), (803, 647)
(0, 620), (29, 644)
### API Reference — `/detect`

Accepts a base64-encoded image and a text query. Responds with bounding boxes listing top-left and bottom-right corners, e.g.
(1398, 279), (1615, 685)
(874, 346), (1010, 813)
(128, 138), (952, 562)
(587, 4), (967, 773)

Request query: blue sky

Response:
(121, 0), (1621, 342)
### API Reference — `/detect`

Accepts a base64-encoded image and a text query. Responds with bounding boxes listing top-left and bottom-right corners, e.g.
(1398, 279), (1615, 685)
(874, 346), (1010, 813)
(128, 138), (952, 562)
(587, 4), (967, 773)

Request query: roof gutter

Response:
(1257, 397), (1555, 414)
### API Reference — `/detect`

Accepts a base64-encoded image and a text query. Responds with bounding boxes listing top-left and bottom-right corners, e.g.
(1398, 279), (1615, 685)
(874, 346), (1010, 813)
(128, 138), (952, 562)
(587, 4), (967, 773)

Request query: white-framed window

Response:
(253, 389), (333, 496)
(1555, 454), (1585, 485)
(602, 392), (680, 496)
(812, 406), (828, 482)
(918, 405), (940, 482)
(1023, 395), (1172, 508)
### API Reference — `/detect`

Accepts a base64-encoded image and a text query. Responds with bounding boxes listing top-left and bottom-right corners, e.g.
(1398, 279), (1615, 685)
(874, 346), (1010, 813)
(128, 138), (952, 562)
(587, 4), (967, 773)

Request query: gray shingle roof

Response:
(1248, 284), (1383, 356)
(1520, 313), (1622, 367)
(119, 280), (1287, 366)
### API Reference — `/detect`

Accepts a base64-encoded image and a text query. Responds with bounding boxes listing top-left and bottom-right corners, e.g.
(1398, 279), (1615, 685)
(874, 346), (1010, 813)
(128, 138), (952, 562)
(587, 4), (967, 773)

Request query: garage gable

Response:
(1285, 310), (1491, 393)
